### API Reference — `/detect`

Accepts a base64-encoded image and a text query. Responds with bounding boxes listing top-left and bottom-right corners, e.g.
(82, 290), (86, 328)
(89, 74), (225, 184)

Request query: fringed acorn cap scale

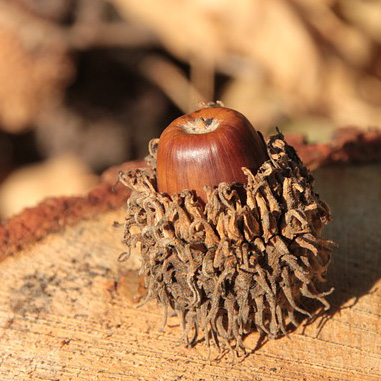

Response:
(118, 106), (334, 355)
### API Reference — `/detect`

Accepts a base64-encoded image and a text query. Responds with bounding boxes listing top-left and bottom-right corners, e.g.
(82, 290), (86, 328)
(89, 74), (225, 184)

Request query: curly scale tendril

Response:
(120, 133), (334, 355)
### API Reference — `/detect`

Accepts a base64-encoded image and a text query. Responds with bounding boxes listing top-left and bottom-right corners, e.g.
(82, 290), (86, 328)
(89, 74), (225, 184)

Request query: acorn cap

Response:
(119, 108), (334, 355)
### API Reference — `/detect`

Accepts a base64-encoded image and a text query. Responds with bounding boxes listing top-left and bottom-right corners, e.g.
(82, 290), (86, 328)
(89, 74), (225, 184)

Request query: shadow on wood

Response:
(315, 164), (381, 314)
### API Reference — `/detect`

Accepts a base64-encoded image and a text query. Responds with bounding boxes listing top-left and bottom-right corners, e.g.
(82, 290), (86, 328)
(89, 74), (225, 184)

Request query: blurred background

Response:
(0, 0), (380, 219)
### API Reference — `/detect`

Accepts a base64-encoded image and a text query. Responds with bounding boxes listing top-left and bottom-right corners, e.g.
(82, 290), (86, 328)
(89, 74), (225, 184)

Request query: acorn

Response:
(119, 103), (334, 355)
(156, 107), (269, 204)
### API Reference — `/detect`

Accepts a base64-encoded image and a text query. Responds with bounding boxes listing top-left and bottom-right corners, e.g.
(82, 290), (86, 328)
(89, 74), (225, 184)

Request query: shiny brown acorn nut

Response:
(156, 106), (269, 203)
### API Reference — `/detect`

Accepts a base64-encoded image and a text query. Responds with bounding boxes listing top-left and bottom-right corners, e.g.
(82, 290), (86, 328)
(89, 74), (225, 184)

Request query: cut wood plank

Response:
(0, 163), (380, 381)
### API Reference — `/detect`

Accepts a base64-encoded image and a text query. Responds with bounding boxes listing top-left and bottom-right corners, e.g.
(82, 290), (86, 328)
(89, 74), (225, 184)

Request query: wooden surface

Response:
(0, 163), (380, 380)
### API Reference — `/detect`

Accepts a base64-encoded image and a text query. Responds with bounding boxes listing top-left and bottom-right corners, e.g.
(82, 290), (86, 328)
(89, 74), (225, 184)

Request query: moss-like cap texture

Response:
(119, 133), (333, 354)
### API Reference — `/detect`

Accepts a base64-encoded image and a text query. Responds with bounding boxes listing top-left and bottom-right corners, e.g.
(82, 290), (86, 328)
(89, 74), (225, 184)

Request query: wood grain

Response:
(0, 164), (380, 380)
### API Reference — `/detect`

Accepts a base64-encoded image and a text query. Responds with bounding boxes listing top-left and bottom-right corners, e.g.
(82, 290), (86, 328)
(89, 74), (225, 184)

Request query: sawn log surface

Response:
(0, 163), (380, 380)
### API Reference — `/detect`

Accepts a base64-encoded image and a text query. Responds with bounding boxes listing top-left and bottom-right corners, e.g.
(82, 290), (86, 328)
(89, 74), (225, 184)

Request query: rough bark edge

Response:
(0, 160), (145, 261)
(288, 127), (381, 169)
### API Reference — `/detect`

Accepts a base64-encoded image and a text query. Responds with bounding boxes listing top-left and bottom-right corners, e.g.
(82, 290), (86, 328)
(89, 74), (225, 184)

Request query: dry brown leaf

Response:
(0, 3), (73, 133)
(339, 0), (381, 43)
(110, 0), (381, 131)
